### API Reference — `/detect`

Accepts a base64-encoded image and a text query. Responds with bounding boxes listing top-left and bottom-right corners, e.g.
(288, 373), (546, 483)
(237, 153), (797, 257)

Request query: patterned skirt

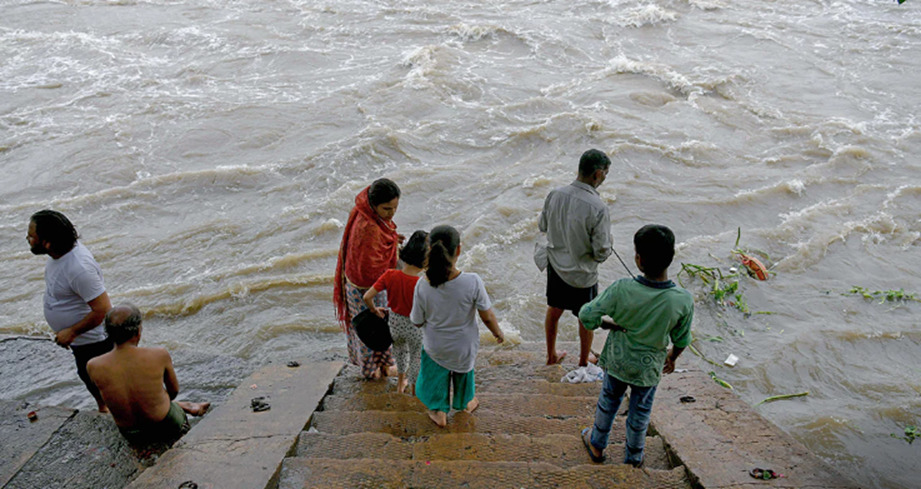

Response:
(346, 282), (395, 378)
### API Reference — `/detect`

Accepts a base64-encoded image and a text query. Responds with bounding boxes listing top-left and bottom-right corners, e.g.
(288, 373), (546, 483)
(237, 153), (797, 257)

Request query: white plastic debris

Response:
(724, 354), (739, 367)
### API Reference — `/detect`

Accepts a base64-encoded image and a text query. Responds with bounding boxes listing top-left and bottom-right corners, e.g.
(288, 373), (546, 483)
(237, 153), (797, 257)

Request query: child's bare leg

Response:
(177, 401), (211, 416)
(465, 397), (479, 413)
(397, 373), (408, 394)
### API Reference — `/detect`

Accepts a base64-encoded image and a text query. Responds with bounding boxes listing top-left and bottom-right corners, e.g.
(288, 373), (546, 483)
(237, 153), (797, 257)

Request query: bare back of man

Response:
(88, 345), (207, 428)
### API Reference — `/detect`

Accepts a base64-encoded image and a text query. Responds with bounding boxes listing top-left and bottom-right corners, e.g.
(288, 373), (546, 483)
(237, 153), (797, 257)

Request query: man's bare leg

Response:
(544, 306), (567, 365)
(96, 400), (109, 414)
(578, 320), (594, 367)
(427, 410), (447, 427)
(178, 401), (211, 416)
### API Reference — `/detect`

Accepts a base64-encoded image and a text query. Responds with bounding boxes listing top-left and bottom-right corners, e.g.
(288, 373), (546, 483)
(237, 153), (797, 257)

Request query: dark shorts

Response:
(71, 337), (114, 401)
(546, 263), (597, 317)
(118, 401), (190, 445)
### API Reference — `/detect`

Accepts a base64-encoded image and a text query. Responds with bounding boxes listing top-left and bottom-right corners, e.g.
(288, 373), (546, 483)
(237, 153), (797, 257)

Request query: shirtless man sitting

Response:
(87, 303), (209, 443)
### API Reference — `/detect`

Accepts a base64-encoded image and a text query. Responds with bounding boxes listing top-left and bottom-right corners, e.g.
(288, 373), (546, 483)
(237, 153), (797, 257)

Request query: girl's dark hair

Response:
(30, 209), (79, 255)
(426, 225), (460, 287)
(368, 178), (401, 207)
(633, 224), (675, 277)
(399, 230), (429, 268)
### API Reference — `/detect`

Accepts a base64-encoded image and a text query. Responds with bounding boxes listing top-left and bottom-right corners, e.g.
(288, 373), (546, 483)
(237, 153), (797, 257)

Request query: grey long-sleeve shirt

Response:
(538, 180), (613, 288)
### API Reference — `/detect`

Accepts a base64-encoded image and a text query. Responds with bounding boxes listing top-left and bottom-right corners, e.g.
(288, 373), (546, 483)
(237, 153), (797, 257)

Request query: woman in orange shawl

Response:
(334, 178), (403, 379)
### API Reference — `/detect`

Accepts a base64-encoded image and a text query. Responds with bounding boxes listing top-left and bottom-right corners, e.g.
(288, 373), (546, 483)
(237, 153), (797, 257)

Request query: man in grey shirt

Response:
(537, 149), (613, 366)
(28, 210), (113, 412)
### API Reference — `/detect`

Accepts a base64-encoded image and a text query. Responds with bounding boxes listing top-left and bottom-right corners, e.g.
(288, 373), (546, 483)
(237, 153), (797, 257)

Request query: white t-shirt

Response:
(410, 272), (491, 373)
(43, 242), (107, 346)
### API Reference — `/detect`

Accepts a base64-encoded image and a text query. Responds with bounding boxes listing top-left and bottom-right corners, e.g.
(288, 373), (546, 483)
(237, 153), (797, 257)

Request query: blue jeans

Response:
(589, 372), (657, 466)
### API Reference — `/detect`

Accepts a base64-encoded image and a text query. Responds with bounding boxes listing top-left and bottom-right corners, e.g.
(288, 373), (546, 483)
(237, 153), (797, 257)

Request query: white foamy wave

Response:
(522, 175), (554, 189)
(457, 242), (491, 270)
(775, 211), (903, 272)
(608, 55), (698, 96)
(734, 179), (806, 199)
(400, 46), (439, 88)
(445, 23), (501, 42)
(683, 0), (724, 10)
(778, 199), (849, 227)
(616, 5), (678, 28)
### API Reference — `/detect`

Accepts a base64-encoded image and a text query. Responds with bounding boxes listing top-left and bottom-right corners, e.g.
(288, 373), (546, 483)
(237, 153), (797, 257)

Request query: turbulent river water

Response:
(1, 0), (919, 487)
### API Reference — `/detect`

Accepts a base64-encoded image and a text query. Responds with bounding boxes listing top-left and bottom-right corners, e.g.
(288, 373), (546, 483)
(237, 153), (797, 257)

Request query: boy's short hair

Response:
(105, 304), (143, 345)
(634, 224), (675, 277)
(399, 230), (429, 268)
(578, 149), (611, 178)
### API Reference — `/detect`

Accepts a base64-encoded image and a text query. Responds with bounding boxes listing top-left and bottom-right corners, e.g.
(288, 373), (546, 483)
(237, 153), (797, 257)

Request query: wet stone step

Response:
(294, 432), (672, 471)
(277, 458), (691, 489)
(320, 392), (599, 418)
(309, 410), (595, 437)
(330, 374), (601, 397)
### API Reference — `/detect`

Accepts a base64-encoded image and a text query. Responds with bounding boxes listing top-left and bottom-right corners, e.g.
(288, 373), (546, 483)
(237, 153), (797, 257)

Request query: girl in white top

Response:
(410, 225), (504, 427)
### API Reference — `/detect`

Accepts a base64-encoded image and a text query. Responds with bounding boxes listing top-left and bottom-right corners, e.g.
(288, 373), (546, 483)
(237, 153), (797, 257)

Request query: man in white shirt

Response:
(28, 210), (113, 412)
(537, 149), (613, 366)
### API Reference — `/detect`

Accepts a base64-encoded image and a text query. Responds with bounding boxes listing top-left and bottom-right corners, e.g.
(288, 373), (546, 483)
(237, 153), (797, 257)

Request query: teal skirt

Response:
(416, 349), (475, 413)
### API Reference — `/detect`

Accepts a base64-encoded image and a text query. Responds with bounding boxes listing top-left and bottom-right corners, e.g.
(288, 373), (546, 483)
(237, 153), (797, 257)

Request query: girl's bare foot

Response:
(397, 375), (408, 394)
(465, 397), (479, 413)
(427, 410), (447, 427)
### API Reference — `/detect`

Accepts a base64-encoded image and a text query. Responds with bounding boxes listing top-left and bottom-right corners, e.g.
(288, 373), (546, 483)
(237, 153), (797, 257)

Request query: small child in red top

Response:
(363, 230), (428, 394)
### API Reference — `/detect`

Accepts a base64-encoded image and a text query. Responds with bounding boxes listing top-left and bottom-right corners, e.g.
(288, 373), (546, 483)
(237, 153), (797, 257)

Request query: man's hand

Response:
(55, 327), (77, 349)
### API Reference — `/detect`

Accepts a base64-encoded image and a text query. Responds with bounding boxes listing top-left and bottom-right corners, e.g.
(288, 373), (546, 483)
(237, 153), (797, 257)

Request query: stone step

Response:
(277, 458), (690, 489)
(475, 378), (601, 396)
(309, 410), (595, 437)
(320, 392), (599, 418)
(330, 374), (601, 397)
(294, 432), (672, 470)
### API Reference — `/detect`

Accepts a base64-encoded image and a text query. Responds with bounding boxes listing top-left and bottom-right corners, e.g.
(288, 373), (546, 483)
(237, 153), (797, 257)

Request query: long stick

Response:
(612, 248), (636, 278)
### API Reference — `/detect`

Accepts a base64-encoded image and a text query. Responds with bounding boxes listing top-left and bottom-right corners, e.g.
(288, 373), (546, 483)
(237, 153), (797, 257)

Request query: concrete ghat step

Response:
(331, 375), (601, 397)
(320, 392), (599, 418)
(294, 432), (672, 470)
(310, 410), (594, 437)
(277, 459), (691, 489)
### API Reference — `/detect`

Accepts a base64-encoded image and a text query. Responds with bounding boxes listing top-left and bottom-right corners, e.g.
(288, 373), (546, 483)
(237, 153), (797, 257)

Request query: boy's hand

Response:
(663, 356), (676, 374)
(663, 346), (684, 374)
(601, 317), (625, 332)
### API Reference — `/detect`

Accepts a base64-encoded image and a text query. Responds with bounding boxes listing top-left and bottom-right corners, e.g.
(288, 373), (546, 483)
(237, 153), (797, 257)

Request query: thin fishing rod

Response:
(612, 247), (636, 278)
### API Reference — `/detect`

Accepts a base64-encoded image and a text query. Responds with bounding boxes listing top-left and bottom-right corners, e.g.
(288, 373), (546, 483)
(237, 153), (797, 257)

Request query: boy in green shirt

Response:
(578, 224), (693, 467)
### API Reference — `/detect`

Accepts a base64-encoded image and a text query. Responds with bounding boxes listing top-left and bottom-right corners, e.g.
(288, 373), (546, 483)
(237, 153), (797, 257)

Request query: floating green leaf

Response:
(756, 391), (809, 406)
(708, 371), (733, 390)
(846, 286), (920, 304)
(890, 425), (918, 444)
